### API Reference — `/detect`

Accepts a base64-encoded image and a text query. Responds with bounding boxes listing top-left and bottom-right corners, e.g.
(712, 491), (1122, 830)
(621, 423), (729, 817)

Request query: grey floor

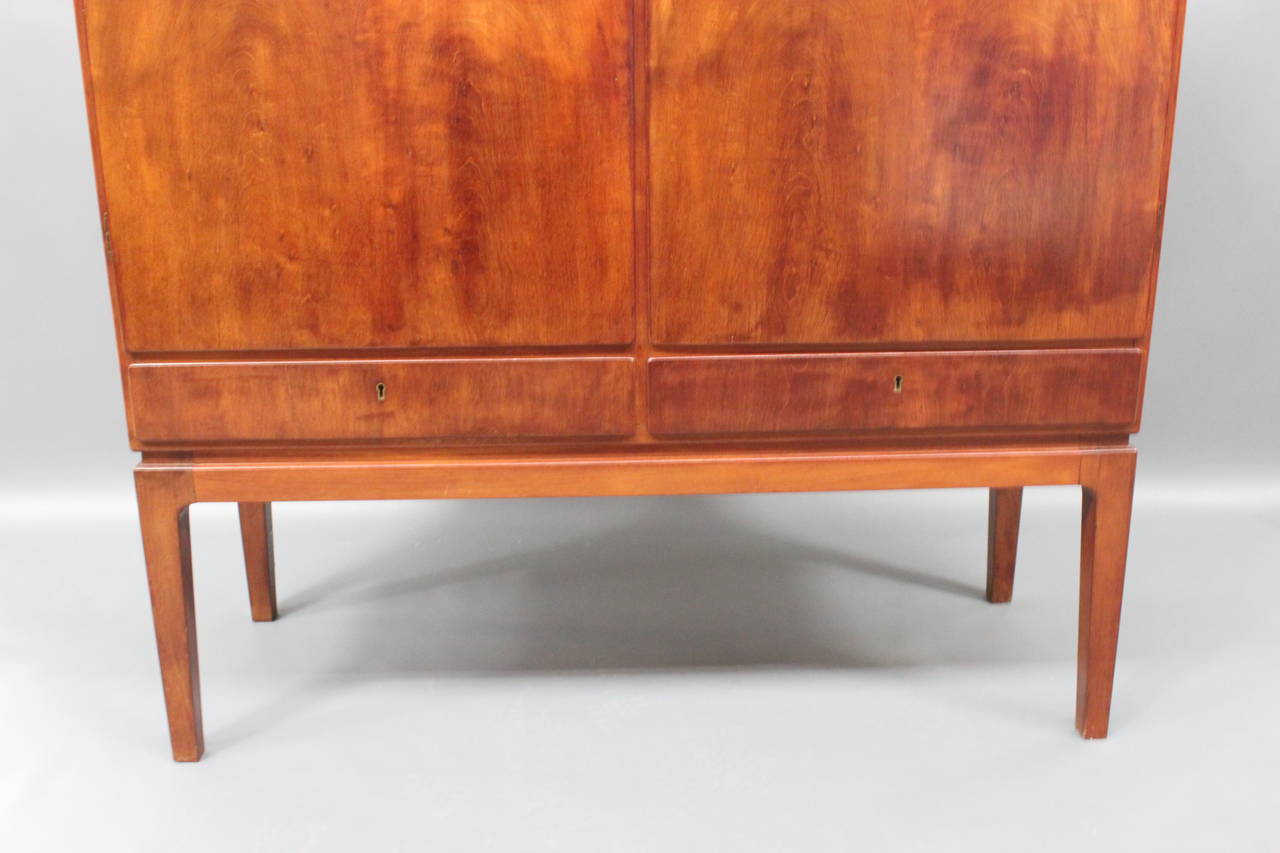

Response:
(1, 484), (1277, 852)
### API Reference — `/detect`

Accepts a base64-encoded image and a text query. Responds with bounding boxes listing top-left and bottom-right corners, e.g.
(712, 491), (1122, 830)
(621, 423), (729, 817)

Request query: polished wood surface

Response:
(82, 0), (634, 352)
(649, 0), (1183, 345)
(238, 503), (277, 623)
(75, 0), (1188, 450)
(135, 468), (201, 762)
(1077, 451), (1138, 738)
(129, 358), (635, 444)
(170, 444), (1112, 504)
(74, 0), (1187, 758)
(649, 350), (1142, 437)
(986, 487), (1023, 604)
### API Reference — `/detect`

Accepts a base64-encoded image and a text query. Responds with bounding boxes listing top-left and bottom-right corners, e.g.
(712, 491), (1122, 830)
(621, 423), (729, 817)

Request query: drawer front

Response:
(648, 350), (1142, 437)
(130, 358), (635, 443)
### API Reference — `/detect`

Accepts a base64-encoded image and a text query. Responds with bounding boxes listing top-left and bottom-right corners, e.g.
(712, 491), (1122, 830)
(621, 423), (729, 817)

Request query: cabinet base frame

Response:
(134, 443), (1137, 761)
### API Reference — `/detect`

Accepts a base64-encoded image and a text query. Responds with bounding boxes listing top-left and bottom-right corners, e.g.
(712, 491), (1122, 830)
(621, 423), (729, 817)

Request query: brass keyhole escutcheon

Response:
(375, 382), (387, 402)
(893, 375), (904, 393)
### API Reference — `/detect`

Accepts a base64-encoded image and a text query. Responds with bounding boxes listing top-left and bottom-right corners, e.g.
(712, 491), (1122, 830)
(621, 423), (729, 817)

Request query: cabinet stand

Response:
(136, 444), (1137, 761)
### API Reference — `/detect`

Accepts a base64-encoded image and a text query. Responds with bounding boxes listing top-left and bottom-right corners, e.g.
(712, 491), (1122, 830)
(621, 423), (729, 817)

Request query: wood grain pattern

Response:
(238, 502), (277, 622)
(649, 0), (1184, 345)
(1077, 449), (1137, 738)
(648, 350), (1142, 436)
(135, 467), (201, 762)
(82, 0), (634, 352)
(986, 487), (1023, 603)
(128, 358), (636, 444)
(170, 444), (1114, 503)
(73, 0), (1187, 757)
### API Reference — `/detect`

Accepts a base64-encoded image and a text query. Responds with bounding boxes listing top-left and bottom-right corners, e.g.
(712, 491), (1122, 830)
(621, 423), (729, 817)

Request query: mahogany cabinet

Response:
(74, 0), (1187, 760)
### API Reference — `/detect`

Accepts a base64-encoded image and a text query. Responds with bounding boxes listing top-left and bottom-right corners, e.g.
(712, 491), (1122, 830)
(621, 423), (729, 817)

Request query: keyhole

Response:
(893, 375), (904, 393)
(375, 382), (387, 402)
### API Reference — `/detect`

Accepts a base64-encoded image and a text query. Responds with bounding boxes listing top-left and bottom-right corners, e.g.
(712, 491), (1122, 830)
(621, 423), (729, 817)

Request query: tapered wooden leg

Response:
(986, 487), (1023, 603)
(238, 502), (278, 622)
(1076, 451), (1138, 739)
(135, 468), (203, 762)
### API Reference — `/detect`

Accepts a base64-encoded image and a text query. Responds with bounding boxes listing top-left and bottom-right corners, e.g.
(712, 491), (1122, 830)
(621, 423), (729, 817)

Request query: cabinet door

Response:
(649, 0), (1183, 345)
(83, 0), (633, 352)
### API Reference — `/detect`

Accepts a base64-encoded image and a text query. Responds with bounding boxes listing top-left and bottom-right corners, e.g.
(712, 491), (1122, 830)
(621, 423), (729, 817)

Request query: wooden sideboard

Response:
(74, 0), (1187, 760)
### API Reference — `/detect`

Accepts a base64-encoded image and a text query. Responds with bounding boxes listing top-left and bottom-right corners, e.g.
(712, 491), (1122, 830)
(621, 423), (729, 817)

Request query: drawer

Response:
(648, 350), (1143, 437)
(129, 358), (635, 443)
